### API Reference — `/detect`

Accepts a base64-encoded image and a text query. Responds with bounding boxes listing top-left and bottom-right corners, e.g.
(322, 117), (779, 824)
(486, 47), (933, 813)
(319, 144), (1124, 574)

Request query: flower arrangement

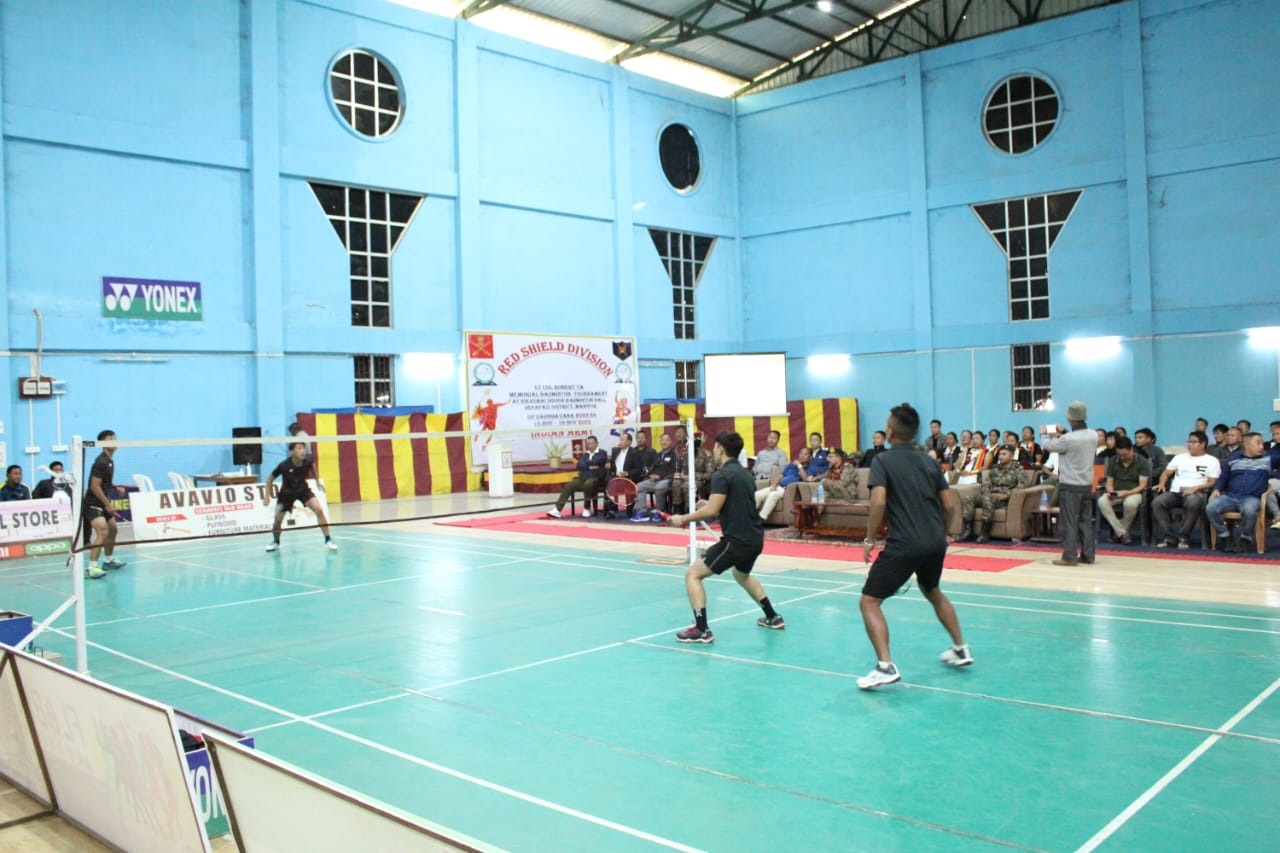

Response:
(544, 439), (567, 467)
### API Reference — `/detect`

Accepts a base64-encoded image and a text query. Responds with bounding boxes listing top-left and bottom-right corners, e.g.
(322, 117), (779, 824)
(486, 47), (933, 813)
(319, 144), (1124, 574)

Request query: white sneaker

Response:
(940, 645), (974, 667)
(324, 540), (338, 551)
(265, 542), (279, 552)
(580, 508), (592, 518)
(1271, 519), (1280, 530)
(856, 663), (901, 690)
(546, 508), (562, 518)
(86, 565), (107, 579)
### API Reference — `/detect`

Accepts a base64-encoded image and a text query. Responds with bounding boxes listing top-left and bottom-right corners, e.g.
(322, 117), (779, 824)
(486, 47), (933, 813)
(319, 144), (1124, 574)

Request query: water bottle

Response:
(816, 482), (826, 504)
(1039, 490), (1049, 511)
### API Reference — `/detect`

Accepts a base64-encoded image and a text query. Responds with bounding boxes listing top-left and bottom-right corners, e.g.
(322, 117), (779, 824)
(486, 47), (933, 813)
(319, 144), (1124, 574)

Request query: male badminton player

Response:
(264, 442), (338, 552)
(82, 429), (127, 579)
(666, 430), (784, 643)
(856, 403), (972, 689)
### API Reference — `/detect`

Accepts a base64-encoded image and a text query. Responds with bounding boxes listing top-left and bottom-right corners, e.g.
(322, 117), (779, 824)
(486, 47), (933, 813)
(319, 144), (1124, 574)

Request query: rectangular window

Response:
(354, 354), (394, 407)
(648, 229), (715, 341)
(1010, 344), (1051, 411)
(675, 360), (700, 400)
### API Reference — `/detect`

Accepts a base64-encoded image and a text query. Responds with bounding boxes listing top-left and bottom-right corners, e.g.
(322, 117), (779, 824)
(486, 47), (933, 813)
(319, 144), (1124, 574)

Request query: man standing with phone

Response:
(1040, 401), (1098, 566)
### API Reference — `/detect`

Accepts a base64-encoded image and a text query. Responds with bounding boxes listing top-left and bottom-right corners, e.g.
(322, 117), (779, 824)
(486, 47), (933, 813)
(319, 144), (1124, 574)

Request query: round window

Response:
(659, 124), (701, 192)
(330, 49), (403, 138)
(983, 74), (1059, 155)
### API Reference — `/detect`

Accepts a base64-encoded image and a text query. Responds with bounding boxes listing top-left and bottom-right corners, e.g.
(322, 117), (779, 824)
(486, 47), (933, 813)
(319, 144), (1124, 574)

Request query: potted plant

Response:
(544, 439), (567, 468)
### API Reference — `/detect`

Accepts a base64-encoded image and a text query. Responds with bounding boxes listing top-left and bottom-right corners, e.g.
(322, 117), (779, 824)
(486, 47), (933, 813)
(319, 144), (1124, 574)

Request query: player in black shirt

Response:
(666, 430), (784, 643)
(82, 429), (127, 579)
(264, 443), (337, 552)
(857, 403), (972, 690)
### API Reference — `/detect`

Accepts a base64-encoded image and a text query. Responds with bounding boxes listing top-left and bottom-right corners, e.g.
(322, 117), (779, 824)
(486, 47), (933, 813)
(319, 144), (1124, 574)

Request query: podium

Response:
(488, 441), (513, 497)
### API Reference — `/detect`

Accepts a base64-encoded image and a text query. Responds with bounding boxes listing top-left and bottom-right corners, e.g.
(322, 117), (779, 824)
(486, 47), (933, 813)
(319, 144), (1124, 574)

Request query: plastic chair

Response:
(132, 474), (156, 492)
(1207, 488), (1272, 554)
(167, 472), (194, 490)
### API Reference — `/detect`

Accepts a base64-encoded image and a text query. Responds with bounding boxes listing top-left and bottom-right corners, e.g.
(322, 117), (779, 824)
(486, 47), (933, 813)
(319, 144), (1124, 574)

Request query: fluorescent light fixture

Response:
(620, 53), (747, 98)
(1063, 336), (1122, 362)
(403, 352), (455, 381)
(817, 0), (834, 12)
(807, 354), (851, 376)
(384, 0), (467, 16)
(1246, 326), (1280, 350)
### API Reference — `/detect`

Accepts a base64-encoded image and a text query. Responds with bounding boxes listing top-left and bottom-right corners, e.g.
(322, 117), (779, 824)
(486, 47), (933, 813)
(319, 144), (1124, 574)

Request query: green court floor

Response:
(2, 526), (1278, 851)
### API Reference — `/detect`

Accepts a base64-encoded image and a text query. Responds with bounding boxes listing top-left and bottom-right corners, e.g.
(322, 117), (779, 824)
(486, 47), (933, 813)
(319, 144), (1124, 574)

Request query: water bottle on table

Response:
(816, 482), (826, 504)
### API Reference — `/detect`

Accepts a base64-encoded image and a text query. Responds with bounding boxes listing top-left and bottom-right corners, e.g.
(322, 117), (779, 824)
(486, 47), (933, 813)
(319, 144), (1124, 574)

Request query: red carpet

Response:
(436, 512), (1029, 572)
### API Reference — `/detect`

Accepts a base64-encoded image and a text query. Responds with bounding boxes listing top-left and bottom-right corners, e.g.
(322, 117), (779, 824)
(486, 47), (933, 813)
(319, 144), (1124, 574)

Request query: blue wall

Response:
(738, 0), (1280, 443)
(1, 0), (1275, 488)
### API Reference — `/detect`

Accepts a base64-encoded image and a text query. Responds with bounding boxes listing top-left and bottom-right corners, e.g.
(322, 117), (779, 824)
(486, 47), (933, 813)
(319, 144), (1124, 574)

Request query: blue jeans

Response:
(1206, 495), (1261, 541)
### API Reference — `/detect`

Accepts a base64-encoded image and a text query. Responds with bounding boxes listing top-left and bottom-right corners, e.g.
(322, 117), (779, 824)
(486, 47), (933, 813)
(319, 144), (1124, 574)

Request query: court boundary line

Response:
(1074, 675), (1280, 853)
(627, 640), (1280, 747)
(47, 630), (706, 853)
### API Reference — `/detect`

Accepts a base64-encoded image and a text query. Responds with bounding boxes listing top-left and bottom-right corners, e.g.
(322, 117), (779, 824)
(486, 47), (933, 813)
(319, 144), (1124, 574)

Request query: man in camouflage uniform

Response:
(822, 448), (858, 502)
(976, 445), (1023, 543)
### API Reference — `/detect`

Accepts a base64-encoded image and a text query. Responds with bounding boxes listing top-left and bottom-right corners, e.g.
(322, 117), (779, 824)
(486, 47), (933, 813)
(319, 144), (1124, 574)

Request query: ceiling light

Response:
(817, 1), (834, 12)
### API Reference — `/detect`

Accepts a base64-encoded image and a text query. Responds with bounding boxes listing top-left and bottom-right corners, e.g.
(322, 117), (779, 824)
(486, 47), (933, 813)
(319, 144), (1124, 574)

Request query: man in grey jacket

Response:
(1040, 401), (1098, 566)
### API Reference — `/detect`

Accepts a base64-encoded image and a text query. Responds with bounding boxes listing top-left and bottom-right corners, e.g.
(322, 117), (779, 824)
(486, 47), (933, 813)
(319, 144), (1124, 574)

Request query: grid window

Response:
(330, 49), (403, 138)
(984, 74), (1059, 155)
(972, 191), (1081, 322)
(648, 229), (715, 340)
(1010, 344), (1052, 411)
(658, 124), (701, 192)
(310, 183), (423, 328)
(354, 354), (394, 407)
(675, 360), (700, 400)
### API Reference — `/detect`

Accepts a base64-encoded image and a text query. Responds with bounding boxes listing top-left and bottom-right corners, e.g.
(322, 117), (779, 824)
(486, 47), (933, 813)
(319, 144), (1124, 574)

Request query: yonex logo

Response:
(104, 282), (139, 312)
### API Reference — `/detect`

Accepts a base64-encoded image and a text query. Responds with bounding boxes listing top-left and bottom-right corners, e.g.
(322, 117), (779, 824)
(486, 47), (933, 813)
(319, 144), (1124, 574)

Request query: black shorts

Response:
(81, 504), (112, 540)
(702, 538), (763, 575)
(862, 544), (946, 600)
(276, 490), (315, 511)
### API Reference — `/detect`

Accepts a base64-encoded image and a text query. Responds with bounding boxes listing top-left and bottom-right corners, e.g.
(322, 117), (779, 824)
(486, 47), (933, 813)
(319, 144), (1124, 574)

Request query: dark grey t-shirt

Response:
(711, 459), (764, 548)
(868, 444), (949, 551)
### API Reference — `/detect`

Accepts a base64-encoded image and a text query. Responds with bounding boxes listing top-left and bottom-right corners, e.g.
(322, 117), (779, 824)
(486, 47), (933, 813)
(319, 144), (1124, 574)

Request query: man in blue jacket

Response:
(1206, 432), (1271, 553)
(547, 435), (609, 518)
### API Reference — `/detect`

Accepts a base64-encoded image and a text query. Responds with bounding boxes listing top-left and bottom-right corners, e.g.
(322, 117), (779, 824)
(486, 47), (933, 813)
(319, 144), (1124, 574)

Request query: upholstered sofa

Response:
(762, 466), (1050, 541)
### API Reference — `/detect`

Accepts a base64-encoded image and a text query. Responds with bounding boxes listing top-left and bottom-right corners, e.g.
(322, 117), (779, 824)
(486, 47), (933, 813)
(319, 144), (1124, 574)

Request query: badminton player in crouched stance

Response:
(264, 442), (338, 552)
(856, 403), (972, 689)
(666, 430), (784, 643)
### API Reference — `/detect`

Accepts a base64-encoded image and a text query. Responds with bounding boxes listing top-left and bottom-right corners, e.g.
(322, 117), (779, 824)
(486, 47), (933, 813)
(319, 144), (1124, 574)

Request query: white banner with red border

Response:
(129, 481), (330, 541)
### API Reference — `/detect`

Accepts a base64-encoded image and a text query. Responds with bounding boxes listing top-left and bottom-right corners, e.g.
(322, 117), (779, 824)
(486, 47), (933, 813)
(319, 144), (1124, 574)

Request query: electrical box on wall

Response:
(17, 377), (54, 399)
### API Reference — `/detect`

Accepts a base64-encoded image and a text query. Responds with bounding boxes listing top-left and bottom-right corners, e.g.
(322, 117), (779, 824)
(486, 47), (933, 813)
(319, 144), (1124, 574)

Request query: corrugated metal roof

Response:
(458, 0), (1119, 96)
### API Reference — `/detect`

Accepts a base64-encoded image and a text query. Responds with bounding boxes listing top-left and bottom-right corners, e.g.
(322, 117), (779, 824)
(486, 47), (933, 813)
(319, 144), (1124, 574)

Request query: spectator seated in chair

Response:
(1097, 436), (1151, 545)
(1205, 432), (1271, 553)
(1151, 430), (1219, 550)
(545, 435), (608, 518)
(0, 465), (31, 501)
(32, 461), (73, 500)
(633, 433), (677, 521)
(821, 448), (858, 502)
(973, 446), (1022, 543)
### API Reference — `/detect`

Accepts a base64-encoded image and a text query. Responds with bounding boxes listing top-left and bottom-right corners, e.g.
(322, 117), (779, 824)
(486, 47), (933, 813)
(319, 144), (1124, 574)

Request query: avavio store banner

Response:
(465, 331), (639, 467)
(130, 481), (330, 541)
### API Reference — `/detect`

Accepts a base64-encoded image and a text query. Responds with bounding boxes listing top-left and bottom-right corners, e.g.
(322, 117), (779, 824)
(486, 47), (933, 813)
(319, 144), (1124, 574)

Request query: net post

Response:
(71, 434), (88, 674)
(685, 417), (697, 564)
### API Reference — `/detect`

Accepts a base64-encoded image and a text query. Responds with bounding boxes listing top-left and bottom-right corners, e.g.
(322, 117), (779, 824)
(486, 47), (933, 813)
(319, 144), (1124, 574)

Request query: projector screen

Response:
(704, 352), (787, 417)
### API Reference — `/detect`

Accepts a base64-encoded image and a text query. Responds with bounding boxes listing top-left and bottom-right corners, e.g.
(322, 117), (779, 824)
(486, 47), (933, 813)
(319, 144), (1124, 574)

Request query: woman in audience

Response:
(940, 432), (962, 468)
(986, 429), (1002, 454)
(1018, 426), (1042, 469)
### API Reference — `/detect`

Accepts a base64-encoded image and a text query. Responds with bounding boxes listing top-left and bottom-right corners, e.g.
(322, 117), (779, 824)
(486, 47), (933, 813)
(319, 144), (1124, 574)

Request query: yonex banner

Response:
(130, 481), (330, 541)
(102, 277), (203, 321)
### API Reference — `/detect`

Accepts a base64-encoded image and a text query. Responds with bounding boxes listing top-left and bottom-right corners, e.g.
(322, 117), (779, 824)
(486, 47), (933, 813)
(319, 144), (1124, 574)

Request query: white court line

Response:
(86, 588), (328, 627)
(1075, 675), (1280, 853)
(419, 606), (465, 616)
(946, 589), (1280, 623)
(50, 629), (705, 853)
(420, 582), (861, 693)
(627, 640), (1280, 747)
(954, 601), (1280, 636)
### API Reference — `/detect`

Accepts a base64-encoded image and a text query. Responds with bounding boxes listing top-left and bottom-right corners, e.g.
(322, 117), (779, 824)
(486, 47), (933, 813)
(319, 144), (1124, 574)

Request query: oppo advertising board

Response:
(0, 497), (75, 559)
(465, 331), (639, 466)
(130, 481), (330, 541)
